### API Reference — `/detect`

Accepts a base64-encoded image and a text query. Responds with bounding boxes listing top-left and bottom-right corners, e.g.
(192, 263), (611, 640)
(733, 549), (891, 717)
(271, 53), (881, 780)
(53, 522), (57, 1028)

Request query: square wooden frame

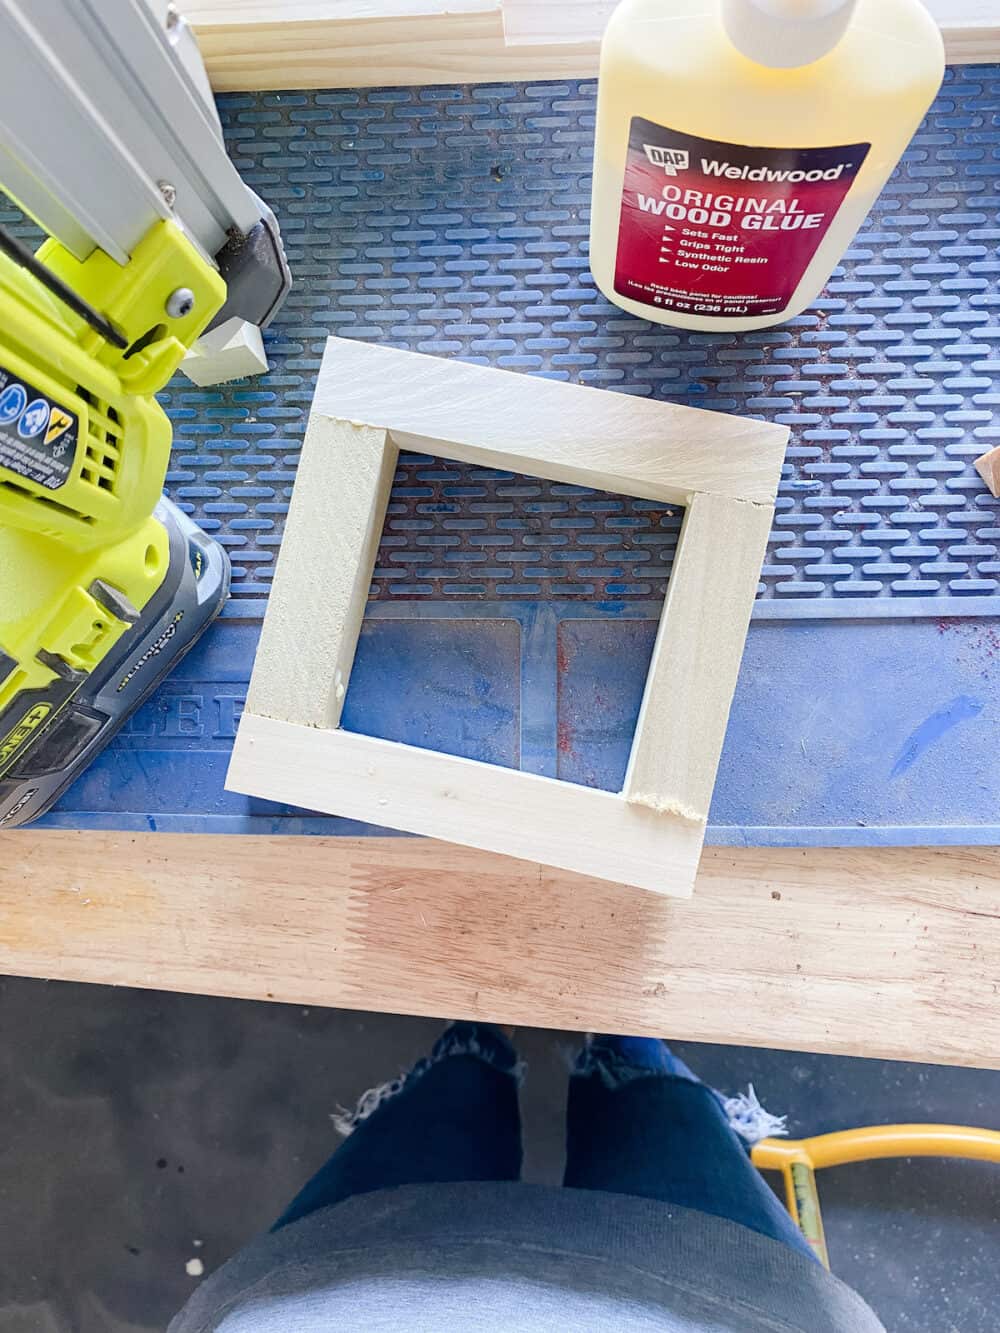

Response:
(226, 337), (787, 896)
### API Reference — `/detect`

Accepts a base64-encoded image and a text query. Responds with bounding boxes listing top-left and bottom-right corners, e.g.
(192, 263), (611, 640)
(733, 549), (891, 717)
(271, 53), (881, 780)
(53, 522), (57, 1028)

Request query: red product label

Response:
(614, 118), (869, 318)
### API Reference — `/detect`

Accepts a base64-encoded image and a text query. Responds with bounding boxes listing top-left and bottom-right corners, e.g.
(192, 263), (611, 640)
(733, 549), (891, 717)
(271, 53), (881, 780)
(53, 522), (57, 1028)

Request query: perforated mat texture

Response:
(178, 70), (1000, 619)
(3, 71), (999, 617)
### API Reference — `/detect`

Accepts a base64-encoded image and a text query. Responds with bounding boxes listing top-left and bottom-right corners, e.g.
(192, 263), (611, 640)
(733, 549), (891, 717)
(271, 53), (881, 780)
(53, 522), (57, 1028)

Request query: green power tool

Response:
(0, 0), (289, 828)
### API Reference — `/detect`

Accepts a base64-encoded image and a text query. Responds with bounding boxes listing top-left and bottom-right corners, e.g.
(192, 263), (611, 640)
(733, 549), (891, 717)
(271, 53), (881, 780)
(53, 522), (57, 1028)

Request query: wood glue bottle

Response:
(590, 0), (944, 331)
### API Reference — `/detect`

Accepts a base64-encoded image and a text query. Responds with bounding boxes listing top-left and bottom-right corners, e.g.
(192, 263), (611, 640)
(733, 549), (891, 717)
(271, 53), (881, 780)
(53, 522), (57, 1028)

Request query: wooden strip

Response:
(923, 0), (1000, 62)
(502, 0), (616, 47)
(228, 714), (704, 895)
(314, 338), (788, 506)
(2, 832), (998, 1069)
(624, 494), (774, 822)
(185, 1), (1000, 91)
(186, 3), (513, 93)
(201, 0), (498, 16)
(246, 419), (395, 727)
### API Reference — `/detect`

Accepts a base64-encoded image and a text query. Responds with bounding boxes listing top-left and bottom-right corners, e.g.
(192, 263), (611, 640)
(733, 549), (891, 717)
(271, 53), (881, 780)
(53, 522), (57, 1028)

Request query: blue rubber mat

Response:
(5, 70), (999, 842)
(154, 67), (1000, 620)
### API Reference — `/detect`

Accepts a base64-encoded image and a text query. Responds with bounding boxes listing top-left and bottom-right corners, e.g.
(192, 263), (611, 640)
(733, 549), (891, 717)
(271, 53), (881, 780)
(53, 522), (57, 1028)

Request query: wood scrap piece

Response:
(974, 446), (1000, 498)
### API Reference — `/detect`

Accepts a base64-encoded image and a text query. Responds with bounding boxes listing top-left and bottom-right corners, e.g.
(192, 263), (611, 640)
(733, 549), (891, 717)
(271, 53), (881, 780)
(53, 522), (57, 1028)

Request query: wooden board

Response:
(309, 337), (786, 507)
(230, 715), (706, 893)
(185, 1), (1000, 91)
(2, 831), (999, 1070)
(227, 338), (786, 897)
(244, 419), (396, 729)
(623, 493), (774, 822)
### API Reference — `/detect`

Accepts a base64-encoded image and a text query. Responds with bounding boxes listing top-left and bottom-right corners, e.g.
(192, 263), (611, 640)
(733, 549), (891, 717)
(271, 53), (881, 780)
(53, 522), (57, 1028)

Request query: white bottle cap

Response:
(722, 0), (858, 68)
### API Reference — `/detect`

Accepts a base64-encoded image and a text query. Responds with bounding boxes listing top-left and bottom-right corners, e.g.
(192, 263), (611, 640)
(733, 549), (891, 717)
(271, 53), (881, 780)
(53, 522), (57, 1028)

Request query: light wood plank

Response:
(923, 0), (1000, 61)
(228, 714), (704, 895)
(186, 2), (512, 92)
(2, 831), (999, 1069)
(185, 1), (1000, 91)
(314, 338), (788, 506)
(198, 0), (498, 17)
(502, 0), (616, 46)
(624, 494), (774, 822)
(246, 420), (395, 728)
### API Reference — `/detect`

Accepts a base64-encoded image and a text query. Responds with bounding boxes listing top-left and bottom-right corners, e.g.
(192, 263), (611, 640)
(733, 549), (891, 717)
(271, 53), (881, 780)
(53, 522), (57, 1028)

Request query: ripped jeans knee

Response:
(573, 1035), (788, 1148)
(334, 1021), (524, 1137)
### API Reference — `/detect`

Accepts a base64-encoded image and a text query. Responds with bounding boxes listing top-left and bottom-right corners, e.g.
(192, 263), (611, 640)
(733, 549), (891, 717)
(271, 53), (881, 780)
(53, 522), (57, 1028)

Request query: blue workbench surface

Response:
(14, 70), (1000, 842)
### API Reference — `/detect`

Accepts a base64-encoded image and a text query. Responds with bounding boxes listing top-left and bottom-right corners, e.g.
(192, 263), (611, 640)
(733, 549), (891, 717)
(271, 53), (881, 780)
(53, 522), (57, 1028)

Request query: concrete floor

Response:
(0, 976), (998, 1332)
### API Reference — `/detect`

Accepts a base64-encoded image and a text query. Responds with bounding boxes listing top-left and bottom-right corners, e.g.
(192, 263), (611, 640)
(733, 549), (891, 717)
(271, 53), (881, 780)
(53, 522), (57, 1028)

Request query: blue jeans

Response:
(271, 1023), (815, 1262)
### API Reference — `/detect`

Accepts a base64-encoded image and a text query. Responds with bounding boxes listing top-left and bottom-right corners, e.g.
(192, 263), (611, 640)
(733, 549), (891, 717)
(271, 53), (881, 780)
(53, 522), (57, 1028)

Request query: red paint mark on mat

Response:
(934, 617), (1000, 678)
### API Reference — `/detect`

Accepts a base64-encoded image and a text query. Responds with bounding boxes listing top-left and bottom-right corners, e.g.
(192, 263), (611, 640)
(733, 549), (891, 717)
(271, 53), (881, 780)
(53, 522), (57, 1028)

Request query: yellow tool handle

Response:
(753, 1125), (1000, 1270)
(754, 1124), (1000, 1171)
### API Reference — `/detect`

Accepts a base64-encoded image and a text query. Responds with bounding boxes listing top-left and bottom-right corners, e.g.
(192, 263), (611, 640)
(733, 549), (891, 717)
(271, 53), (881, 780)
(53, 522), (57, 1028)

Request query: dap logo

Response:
(642, 145), (689, 176)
